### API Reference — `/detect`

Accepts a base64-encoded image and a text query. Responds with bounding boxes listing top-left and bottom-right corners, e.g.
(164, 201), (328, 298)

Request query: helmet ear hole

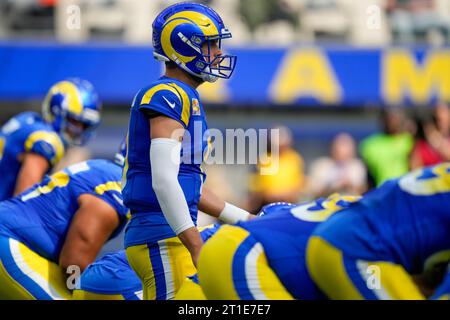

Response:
(49, 94), (67, 118)
(51, 103), (61, 116)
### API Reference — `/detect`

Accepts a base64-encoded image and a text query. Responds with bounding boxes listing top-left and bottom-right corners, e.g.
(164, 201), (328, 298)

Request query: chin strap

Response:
(174, 56), (219, 83)
(202, 68), (219, 83)
(202, 73), (218, 83)
(154, 52), (218, 83)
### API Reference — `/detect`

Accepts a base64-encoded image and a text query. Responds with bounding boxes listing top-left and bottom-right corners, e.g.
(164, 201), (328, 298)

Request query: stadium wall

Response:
(0, 41), (449, 107)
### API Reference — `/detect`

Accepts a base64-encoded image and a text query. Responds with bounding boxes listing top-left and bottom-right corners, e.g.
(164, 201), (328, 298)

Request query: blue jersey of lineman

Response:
(0, 159), (129, 263)
(314, 163), (450, 275)
(234, 202), (331, 300)
(0, 112), (65, 201)
(123, 76), (210, 246)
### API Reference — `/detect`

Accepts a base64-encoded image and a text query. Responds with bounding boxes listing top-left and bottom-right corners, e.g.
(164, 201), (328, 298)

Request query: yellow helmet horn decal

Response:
(48, 81), (83, 116)
(161, 11), (220, 64)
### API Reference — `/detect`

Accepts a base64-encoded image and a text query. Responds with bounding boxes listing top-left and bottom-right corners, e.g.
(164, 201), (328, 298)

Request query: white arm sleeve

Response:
(150, 138), (194, 235)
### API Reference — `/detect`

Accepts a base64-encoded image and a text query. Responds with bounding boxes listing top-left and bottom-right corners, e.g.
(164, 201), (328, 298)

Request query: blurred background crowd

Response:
(246, 101), (450, 214)
(1, 0), (450, 46)
(1, 0), (450, 231)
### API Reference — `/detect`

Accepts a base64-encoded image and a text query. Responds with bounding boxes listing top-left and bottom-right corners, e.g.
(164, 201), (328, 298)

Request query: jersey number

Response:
(291, 194), (360, 222)
(21, 172), (70, 202)
(20, 162), (91, 202)
(399, 163), (450, 195)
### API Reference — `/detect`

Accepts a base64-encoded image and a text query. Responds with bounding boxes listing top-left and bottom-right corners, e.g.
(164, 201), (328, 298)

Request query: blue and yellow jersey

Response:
(200, 224), (221, 242)
(0, 112), (65, 201)
(233, 195), (359, 300)
(123, 76), (210, 246)
(0, 159), (129, 263)
(313, 163), (450, 275)
(77, 226), (219, 300)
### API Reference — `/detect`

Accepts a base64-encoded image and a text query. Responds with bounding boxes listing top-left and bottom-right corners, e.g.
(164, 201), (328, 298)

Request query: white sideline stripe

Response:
(244, 242), (267, 300)
(356, 260), (391, 300)
(158, 240), (175, 300)
(9, 238), (65, 300)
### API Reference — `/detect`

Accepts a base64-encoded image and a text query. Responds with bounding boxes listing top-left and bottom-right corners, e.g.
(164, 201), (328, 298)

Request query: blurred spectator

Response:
(359, 108), (414, 187)
(300, 0), (351, 43)
(247, 125), (305, 214)
(2, 0), (55, 33)
(308, 133), (367, 198)
(410, 102), (450, 169)
(239, 0), (298, 33)
(387, 0), (450, 45)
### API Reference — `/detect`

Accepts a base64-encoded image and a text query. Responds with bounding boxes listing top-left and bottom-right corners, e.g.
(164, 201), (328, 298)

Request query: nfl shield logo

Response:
(192, 98), (201, 115)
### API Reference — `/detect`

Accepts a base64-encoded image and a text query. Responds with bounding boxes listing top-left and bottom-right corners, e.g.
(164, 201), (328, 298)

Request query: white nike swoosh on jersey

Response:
(162, 96), (176, 109)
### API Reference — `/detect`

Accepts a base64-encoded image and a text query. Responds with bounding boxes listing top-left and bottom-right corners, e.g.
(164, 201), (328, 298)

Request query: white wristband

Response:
(219, 202), (251, 224)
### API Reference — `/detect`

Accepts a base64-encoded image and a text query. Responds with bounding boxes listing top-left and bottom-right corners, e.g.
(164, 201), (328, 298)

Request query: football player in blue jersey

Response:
(196, 195), (361, 300)
(72, 224), (220, 300)
(0, 78), (101, 201)
(0, 149), (128, 300)
(123, 2), (251, 300)
(306, 162), (450, 300)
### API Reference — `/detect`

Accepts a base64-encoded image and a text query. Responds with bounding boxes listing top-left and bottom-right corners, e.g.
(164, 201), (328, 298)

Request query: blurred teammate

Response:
(123, 2), (250, 300)
(73, 250), (143, 300)
(307, 162), (450, 300)
(0, 150), (128, 300)
(197, 195), (360, 300)
(0, 78), (101, 201)
(73, 225), (220, 300)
